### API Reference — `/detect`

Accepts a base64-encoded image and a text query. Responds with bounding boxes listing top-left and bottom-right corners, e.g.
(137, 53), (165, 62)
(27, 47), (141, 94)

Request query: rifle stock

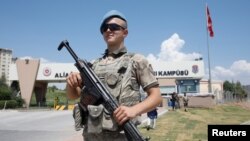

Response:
(58, 40), (149, 141)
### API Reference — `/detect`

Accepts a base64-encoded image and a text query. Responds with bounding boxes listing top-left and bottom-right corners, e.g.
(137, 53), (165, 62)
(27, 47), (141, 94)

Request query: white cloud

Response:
(146, 33), (250, 85)
(147, 33), (201, 62)
(19, 56), (52, 63)
(19, 56), (34, 60)
(39, 58), (50, 63)
(231, 60), (250, 73)
(212, 60), (250, 85)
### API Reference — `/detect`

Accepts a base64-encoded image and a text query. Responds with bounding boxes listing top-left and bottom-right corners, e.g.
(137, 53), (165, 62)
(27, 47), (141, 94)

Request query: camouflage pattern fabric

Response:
(81, 47), (159, 139)
(82, 132), (128, 141)
(73, 104), (83, 131)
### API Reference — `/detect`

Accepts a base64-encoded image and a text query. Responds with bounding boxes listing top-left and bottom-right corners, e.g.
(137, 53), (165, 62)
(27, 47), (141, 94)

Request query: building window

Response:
(160, 86), (176, 95)
(177, 79), (199, 93)
(180, 85), (197, 93)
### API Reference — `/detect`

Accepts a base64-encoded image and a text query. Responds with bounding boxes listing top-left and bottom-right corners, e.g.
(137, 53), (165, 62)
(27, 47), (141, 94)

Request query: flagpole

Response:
(206, 27), (212, 93)
(205, 3), (212, 93)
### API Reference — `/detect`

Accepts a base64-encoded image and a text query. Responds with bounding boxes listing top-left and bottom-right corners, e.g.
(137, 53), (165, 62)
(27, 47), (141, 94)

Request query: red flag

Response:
(206, 4), (214, 37)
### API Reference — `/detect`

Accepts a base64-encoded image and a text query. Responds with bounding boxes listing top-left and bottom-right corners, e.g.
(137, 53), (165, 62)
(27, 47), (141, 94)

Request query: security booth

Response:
(150, 60), (205, 108)
(176, 79), (201, 94)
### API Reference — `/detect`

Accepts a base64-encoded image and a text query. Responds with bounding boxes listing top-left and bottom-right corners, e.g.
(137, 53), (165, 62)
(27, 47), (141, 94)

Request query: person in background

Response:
(183, 92), (189, 112)
(66, 10), (162, 141)
(171, 92), (177, 111)
(146, 108), (158, 130)
(176, 93), (180, 109)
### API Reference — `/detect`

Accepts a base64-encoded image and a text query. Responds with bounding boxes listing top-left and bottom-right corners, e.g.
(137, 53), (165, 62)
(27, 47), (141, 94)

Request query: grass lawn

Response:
(30, 89), (79, 108)
(139, 103), (250, 141)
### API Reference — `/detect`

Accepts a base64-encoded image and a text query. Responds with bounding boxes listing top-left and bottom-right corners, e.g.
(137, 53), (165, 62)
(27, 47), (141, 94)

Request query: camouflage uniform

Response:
(81, 47), (158, 141)
(183, 94), (189, 111)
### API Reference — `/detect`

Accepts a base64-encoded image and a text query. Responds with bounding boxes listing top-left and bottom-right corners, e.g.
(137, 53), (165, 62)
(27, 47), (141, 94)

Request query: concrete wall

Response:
(185, 95), (216, 108)
(162, 94), (216, 108)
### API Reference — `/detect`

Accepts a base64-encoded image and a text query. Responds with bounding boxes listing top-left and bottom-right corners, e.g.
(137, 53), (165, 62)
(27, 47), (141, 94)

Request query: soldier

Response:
(183, 92), (189, 112)
(171, 92), (178, 111)
(175, 93), (180, 109)
(66, 10), (162, 141)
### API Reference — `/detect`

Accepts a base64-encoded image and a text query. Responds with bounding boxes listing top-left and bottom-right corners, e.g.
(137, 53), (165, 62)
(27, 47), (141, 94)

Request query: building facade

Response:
(150, 60), (206, 95)
(0, 48), (13, 83)
(9, 58), (224, 108)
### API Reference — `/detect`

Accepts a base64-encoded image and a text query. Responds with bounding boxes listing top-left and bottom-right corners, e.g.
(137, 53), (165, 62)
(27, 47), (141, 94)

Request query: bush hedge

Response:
(0, 90), (11, 100)
(0, 100), (18, 109)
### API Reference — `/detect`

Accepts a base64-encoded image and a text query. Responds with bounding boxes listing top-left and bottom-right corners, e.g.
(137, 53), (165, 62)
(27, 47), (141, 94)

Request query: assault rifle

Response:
(58, 40), (149, 141)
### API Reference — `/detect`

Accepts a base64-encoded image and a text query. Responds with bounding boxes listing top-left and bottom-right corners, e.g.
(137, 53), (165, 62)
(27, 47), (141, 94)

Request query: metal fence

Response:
(215, 90), (250, 104)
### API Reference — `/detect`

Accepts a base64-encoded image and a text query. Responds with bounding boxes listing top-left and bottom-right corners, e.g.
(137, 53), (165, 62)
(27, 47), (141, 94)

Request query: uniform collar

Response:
(103, 47), (127, 58)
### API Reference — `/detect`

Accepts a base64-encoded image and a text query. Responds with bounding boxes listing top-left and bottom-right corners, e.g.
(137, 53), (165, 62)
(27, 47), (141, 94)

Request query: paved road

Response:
(0, 107), (168, 141)
(0, 109), (80, 141)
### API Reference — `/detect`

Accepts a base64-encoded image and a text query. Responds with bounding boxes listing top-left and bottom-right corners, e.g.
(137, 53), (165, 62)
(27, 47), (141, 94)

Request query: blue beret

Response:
(100, 10), (127, 33)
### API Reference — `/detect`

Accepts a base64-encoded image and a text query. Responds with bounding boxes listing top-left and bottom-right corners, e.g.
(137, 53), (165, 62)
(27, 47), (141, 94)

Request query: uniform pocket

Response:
(73, 104), (84, 131)
(131, 78), (139, 91)
(105, 73), (119, 87)
(87, 104), (104, 133)
(102, 108), (119, 131)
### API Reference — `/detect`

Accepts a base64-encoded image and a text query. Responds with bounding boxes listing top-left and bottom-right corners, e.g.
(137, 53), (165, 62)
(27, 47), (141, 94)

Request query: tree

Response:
(235, 81), (247, 101)
(0, 75), (24, 108)
(10, 81), (20, 97)
(223, 80), (234, 92)
(223, 80), (247, 102)
(0, 75), (11, 101)
(0, 75), (8, 88)
(48, 85), (58, 92)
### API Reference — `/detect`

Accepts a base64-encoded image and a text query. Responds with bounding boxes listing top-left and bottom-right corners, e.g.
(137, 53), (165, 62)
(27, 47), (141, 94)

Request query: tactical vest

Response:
(80, 53), (143, 133)
(91, 53), (141, 106)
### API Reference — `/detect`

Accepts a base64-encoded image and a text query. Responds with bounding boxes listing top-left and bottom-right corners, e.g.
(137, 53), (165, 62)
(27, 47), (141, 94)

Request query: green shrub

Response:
(0, 100), (17, 109)
(0, 89), (11, 100)
(12, 96), (25, 107)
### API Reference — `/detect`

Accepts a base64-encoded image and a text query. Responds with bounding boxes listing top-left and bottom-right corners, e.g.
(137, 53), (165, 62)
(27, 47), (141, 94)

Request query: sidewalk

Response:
(64, 106), (168, 141)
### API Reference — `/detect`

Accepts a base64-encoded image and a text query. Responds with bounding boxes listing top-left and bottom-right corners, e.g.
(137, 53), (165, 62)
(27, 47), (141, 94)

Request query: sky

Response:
(1, 0), (250, 86)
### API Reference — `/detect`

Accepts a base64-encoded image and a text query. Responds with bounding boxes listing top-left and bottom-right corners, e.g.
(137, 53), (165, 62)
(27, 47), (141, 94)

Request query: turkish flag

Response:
(206, 5), (214, 37)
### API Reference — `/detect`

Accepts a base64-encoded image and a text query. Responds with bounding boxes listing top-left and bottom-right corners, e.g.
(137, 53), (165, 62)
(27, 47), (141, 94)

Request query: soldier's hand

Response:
(113, 105), (137, 125)
(66, 72), (83, 88)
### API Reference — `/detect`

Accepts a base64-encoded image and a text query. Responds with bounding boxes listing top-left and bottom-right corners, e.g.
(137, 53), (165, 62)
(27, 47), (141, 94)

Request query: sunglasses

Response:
(101, 23), (125, 34)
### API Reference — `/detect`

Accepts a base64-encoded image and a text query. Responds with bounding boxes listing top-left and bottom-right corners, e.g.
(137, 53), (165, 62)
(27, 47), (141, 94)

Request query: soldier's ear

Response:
(123, 29), (128, 37)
